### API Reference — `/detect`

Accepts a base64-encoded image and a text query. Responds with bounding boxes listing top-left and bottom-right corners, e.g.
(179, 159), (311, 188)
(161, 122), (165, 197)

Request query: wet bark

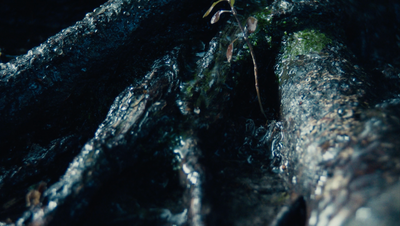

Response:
(26, 48), (184, 226)
(0, 0), (219, 224)
(273, 0), (400, 225)
(1, 0), (400, 225)
(0, 0), (215, 149)
(279, 45), (400, 225)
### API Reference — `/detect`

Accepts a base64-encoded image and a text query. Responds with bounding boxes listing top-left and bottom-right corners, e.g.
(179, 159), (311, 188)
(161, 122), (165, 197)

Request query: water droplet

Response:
(48, 201), (57, 211)
(337, 108), (344, 117)
(188, 171), (199, 185)
(53, 47), (63, 55)
(292, 176), (297, 184)
(336, 134), (350, 142)
(182, 164), (190, 174)
(247, 155), (253, 164)
(120, 104), (128, 111)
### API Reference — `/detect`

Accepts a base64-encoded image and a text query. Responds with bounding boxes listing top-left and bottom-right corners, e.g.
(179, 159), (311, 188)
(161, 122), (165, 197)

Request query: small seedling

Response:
(203, 0), (266, 118)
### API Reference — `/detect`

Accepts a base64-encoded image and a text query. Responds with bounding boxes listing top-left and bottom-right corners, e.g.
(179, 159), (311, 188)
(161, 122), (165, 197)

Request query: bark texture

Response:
(1, 0), (400, 225)
(273, 0), (400, 225)
(0, 0), (214, 148)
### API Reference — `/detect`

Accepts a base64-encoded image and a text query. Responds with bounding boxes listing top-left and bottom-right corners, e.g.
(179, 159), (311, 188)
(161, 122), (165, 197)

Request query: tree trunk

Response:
(274, 0), (400, 225)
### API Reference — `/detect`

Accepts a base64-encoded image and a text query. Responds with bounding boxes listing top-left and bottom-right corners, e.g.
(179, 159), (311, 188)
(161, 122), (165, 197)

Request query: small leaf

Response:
(247, 16), (258, 34)
(226, 38), (237, 62)
(203, 0), (227, 18)
(227, 43), (233, 62)
(211, 10), (231, 24)
(229, 0), (235, 7)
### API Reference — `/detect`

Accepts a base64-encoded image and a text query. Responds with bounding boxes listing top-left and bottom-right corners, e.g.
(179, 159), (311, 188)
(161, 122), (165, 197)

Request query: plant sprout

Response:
(203, 0), (266, 118)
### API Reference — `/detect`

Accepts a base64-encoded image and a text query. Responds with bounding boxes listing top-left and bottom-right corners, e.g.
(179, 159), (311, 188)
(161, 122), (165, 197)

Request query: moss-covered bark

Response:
(270, 1), (400, 225)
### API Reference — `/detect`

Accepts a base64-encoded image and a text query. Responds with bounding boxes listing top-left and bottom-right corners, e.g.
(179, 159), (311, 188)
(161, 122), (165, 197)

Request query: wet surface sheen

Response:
(1, 0), (400, 225)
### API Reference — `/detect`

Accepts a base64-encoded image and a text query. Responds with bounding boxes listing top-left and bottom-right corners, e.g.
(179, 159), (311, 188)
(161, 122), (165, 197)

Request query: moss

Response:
(283, 29), (332, 60)
(254, 7), (274, 30)
(276, 29), (332, 84)
(184, 84), (193, 98)
(248, 7), (274, 49)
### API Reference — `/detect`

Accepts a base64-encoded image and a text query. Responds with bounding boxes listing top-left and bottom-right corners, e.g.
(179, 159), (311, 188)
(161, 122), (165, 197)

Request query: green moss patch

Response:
(283, 29), (332, 60)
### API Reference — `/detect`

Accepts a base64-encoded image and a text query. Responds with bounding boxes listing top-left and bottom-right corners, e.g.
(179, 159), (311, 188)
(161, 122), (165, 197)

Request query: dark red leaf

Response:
(226, 42), (234, 62)
(211, 10), (231, 24)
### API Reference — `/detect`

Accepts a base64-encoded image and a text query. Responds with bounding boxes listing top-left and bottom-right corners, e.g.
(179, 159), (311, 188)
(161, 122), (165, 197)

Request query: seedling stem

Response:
(203, 0), (266, 118)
